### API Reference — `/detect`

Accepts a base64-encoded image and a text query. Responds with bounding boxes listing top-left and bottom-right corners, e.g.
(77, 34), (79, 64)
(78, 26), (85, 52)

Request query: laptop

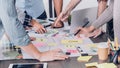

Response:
(70, 7), (97, 34)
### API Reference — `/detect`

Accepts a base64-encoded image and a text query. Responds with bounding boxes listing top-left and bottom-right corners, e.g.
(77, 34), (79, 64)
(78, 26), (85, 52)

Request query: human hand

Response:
(38, 49), (68, 61)
(29, 36), (36, 41)
(75, 26), (103, 38)
(51, 19), (64, 28)
(75, 27), (91, 38)
(90, 28), (104, 38)
(31, 19), (47, 34)
(52, 10), (70, 28)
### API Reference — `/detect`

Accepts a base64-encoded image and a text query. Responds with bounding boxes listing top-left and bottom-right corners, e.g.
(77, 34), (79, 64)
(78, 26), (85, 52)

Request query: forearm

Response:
(97, 0), (108, 17)
(91, 0), (114, 29)
(53, 0), (63, 16)
(64, 0), (81, 13)
(20, 43), (41, 60)
(0, 0), (30, 46)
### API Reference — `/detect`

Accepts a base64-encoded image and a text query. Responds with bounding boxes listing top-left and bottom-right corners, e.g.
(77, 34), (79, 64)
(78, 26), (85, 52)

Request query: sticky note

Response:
(96, 63), (117, 68)
(48, 43), (57, 46)
(36, 38), (46, 42)
(61, 39), (83, 44)
(88, 44), (97, 48)
(85, 62), (98, 67)
(77, 56), (92, 62)
(64, 45), (75, 48)
(67, 49), (78, 53)
(34, 43), (45, 47)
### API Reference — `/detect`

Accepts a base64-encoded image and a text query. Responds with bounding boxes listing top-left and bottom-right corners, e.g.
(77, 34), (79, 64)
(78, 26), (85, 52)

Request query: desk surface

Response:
(0, 33), (120, 68)
(0, 56), (99, 68)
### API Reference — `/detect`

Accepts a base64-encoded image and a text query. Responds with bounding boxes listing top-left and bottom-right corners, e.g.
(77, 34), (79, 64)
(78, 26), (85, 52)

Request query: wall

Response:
(43, 0), (98, 18)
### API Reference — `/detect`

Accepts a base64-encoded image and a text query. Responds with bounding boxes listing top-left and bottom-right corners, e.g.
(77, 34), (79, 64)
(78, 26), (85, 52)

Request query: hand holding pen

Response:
(74, 18), (89, 36)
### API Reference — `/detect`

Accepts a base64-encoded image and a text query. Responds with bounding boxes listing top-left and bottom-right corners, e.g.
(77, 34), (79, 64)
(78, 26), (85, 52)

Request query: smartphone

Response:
(8, 63), (47, 68)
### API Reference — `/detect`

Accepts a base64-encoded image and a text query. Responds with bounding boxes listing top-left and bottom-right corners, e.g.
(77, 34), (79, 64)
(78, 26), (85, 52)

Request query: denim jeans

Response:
(0, 0), (30, 46)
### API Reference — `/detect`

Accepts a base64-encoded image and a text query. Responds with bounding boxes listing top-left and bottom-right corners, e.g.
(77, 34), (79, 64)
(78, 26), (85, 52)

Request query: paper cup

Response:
(98, 43), (109, 60)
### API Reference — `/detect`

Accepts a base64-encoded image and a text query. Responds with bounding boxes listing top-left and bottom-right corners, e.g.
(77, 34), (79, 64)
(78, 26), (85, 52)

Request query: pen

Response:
(74, 18), (89, 36)
(44, 23), (52, 28)
(48, 19), (54, 22)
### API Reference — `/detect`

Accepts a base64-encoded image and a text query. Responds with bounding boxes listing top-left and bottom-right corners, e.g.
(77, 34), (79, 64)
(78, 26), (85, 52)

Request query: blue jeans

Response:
(0, 0), (30, 46)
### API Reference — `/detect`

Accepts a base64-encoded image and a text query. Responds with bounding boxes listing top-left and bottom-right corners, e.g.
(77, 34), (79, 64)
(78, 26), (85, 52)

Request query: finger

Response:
(86, 33), (94, 38)
(54, 14), (63, 26)
(38, 29), (44, 34)
(42, 27), (47, 33)
(93, 30), (102, 38)
(61, 15), (69, 22)
(35, 30), (40, 34)
(54, 55), (68, 60)
(52, 48), (62, 52)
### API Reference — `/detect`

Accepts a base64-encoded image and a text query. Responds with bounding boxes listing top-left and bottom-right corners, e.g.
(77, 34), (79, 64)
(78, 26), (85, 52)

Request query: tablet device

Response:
(8, 63), (47, 68)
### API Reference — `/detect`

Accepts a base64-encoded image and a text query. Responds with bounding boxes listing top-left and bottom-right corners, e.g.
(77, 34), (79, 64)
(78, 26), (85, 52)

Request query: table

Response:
(0, 33), (120, 68)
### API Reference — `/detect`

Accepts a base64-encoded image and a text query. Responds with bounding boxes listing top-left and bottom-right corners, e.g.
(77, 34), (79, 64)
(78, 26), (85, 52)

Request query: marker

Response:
(74, 18), (89, 36)
(81, 53), (88, 56)
(44, 23), (52, 28)
(65, 52), (71, 55)
(76, 46), (83, 54)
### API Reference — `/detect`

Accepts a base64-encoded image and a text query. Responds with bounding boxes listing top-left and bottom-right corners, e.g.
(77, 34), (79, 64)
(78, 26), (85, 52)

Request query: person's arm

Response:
(88, 0), (108, 38)
(30, 19), (47, 34)
(53, 0), (63, 16)
(52, 0), (81, 28)
(63, 0), (81, 14)
(23, 11), (47, 34)
(0, 0), (68, 61)
(91, 0), (113, 29)
(114, 0), (120, 44)
(97, 0), (108, 17)
(0, 0), (41, 59)
(76, 0), (114, 37)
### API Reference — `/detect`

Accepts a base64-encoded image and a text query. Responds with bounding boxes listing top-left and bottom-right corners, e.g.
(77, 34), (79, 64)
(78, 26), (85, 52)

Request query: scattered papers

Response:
(77, 56), (92, 62)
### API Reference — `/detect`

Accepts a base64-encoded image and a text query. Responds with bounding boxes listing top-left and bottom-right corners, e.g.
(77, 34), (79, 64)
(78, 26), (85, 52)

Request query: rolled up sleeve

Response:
(0, 0), (31, 46)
